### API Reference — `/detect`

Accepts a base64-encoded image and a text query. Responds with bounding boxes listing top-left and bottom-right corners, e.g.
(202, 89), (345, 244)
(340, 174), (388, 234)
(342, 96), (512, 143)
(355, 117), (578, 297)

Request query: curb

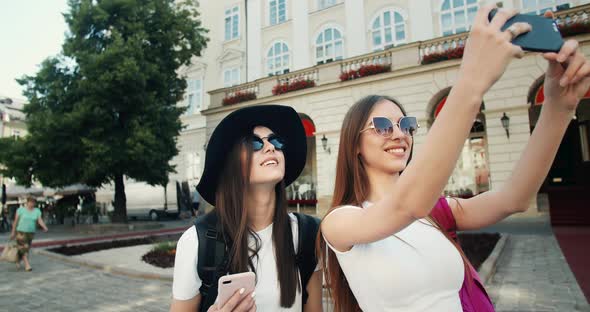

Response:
(1, 226), (188, 252)
(31, 226), (188, 248)
(3, 226), (186, 282)
(478, 234), (509, 284)
(34, 248), (174, 282)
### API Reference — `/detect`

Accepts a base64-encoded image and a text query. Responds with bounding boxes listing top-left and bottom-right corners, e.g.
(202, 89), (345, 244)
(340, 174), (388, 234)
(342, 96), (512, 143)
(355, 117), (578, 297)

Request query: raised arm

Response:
(323, 6), (533, 251)
(449, 39), (590, 231)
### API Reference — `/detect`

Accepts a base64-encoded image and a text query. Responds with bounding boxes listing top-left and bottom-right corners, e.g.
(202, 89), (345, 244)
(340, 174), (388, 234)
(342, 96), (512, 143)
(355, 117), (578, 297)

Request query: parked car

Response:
(96, 180), (180, 221)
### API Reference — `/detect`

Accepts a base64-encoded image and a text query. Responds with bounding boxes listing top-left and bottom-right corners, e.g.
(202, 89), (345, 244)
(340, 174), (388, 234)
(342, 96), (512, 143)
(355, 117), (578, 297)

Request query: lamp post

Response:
(321, 135), (331, 154)
(501, 112), (510, 139)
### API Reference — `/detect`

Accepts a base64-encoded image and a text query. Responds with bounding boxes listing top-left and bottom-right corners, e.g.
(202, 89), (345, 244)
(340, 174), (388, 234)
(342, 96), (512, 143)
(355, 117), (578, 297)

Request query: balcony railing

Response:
(340, 51), (392, 73)
(277, 68), (319, 85)
(555, 3), (590, 25)
(224, 81), (258, 98)
(419, 32), (468, 65)
(207, 4), (590, 109)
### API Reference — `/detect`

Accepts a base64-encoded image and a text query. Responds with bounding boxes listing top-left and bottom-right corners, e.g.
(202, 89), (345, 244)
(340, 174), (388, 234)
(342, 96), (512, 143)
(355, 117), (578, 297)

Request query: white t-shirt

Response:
(324, 202), (464, 312)
(172, 213), (305, 312)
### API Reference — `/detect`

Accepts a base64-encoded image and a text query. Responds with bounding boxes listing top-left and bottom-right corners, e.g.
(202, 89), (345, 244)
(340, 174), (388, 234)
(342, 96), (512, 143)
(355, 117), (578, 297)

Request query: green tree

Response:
(12, 0), (208, 222)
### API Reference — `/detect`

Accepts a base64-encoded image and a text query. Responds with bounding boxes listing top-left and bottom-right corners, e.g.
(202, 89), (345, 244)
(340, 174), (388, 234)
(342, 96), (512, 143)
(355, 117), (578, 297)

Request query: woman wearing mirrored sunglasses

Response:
(319, 6), (590, 312)
(171, 105), (323, 312)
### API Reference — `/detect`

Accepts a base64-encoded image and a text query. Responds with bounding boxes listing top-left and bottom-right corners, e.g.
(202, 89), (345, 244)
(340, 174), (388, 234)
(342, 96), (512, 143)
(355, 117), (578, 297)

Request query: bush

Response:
(142, 241), (177, 268)
(152, 241), (177, 253)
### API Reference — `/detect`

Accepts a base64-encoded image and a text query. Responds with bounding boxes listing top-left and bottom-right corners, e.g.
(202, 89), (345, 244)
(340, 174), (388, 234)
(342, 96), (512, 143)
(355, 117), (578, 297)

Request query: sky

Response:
(0, 1), (69, 100)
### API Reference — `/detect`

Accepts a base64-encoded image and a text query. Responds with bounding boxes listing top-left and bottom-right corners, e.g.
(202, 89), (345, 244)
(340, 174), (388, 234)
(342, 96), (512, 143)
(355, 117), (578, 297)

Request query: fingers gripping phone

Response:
(488, 8), (564, 52)
(217, 272), (256, 307)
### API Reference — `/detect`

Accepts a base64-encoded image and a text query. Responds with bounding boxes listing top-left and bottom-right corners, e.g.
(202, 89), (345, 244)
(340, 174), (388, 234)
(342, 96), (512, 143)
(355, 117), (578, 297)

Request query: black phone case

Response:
(488, 9), (564, 53)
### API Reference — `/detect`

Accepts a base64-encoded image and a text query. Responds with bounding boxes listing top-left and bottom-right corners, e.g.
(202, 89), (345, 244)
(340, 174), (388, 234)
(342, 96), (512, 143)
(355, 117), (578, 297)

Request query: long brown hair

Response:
(215, 132), (299, 308)
(317, 95), (472, 311)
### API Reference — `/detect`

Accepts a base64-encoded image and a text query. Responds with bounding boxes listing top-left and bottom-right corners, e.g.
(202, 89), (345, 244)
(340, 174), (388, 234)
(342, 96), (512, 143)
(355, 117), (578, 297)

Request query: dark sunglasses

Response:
(360, 116), (419, 137)
(247, 134), (286, 151)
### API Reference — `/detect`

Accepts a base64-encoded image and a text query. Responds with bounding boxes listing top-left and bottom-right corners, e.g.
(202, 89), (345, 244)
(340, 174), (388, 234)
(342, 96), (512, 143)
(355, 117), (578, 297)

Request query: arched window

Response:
(440, 0), (478, 36)
(267, 41), (290, 75)
(315, 27), (343, 64)
(370, 9), (406, 51)
(432, 93), (490, 197)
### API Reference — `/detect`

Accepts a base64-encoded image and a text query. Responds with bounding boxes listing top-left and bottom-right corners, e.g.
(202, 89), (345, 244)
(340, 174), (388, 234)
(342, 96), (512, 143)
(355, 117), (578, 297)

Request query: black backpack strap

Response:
(195, 211), (229, 312)
(293, 212), (320, 307)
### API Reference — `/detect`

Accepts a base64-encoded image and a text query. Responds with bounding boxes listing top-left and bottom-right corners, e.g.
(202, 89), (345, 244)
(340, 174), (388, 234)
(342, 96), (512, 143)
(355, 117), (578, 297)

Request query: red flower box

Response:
(420, 21), (590, 66)
(339, 64), (391, 82)
(272, 79), (316, 96)
(421, 46), (465, 65)
(559, 22), (590, 37)
(222, 91), (257, 106)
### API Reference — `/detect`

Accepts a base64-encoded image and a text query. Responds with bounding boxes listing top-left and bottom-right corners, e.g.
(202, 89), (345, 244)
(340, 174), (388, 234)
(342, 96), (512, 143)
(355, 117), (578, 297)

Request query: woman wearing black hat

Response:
(170, 105), (322, 312)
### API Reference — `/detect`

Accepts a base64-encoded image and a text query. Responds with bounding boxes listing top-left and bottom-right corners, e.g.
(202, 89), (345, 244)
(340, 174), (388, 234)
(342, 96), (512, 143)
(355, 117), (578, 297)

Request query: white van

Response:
(96, 179), (181, 221)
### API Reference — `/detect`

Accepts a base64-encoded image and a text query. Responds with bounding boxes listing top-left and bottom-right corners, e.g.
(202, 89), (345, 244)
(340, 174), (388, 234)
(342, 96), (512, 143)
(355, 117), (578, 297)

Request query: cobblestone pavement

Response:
(486, 235), (590, 312)
(0, 253), (171, 312)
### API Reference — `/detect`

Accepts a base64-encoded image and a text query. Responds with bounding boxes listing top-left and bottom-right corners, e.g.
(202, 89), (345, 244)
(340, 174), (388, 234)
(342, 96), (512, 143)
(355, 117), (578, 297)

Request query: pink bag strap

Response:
(430, 197), (458, 240)
(430, 197), (486, 287)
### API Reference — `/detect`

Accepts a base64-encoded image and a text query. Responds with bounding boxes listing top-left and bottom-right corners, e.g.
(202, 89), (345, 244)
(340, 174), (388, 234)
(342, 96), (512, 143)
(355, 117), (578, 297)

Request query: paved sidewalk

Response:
(70, 244), (173, 277)
(0, 219), (194, 250)
(0, 253), (171, 312)
(486, 234), (590, 312)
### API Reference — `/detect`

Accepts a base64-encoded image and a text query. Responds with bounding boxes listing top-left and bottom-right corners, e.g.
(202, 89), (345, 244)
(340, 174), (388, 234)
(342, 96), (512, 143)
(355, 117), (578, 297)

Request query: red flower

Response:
(339, 64), (390, 82)
(559, 22), (590, 37)
(421, 46), (465, 65)
(222, 91), (257, 106)
(272, 79), (316, 95)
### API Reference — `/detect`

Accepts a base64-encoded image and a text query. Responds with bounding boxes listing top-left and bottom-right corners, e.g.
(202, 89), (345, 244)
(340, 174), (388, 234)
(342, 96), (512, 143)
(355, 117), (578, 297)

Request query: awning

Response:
(5, 184), (95, 200)
(5, 185), (44, 199)
(52, 184), (95, 196)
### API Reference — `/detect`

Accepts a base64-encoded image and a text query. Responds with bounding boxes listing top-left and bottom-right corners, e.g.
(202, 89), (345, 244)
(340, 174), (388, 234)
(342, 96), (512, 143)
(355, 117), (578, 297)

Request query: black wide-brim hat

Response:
(197, 105), (307, 205)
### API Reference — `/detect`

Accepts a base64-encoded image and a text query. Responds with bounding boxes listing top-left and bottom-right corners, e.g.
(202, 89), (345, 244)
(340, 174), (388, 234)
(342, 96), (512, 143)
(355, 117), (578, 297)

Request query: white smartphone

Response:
(216, 272), (256, 307)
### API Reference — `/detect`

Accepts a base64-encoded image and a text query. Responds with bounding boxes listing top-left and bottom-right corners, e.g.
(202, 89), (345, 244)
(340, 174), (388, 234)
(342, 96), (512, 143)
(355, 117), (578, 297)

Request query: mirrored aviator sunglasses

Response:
(370, 116), (419, 137)
(249, 134), (286, 151)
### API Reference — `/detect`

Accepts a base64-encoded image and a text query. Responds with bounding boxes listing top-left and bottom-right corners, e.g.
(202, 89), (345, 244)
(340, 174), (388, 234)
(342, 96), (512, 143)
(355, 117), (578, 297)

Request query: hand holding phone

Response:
(215, 272), (256, 310)
(488, 8), (564, 52)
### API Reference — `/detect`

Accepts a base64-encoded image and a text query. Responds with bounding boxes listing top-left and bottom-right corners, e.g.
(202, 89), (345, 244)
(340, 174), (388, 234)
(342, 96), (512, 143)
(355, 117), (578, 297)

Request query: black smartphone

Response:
(488, 8), (564, 53)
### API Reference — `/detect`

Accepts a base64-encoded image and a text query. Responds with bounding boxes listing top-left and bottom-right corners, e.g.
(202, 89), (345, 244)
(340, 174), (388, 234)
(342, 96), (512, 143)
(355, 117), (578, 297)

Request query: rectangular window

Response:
(270, 0), (277, 25)
(225, 6), (239, 41)
(223, 68), (240, 87)
(278, 0), (286, 23)
(193, 80), (202, 112)
(186, 78), (202, 114)
(319, 0), (336, 9)
(270, 0), (286, 25)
